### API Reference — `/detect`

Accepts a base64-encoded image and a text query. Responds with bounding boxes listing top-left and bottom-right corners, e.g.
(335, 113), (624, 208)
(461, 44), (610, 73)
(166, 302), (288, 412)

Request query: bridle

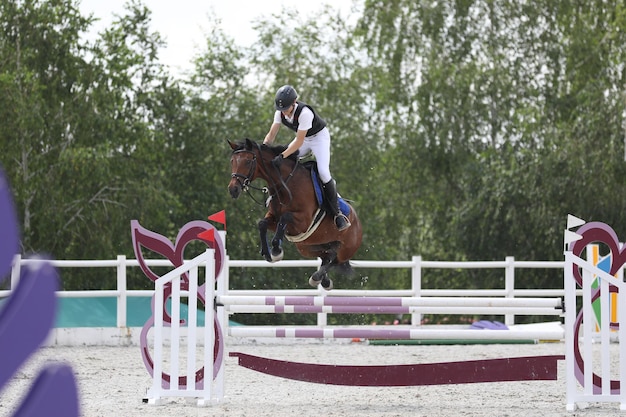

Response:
(230, 149), (257, 189)
(230, 149), (267, 206)
(230, 144), (297, 206)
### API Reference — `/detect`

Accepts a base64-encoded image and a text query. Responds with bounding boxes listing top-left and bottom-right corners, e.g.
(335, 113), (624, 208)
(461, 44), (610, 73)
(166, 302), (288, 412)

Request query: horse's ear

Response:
(228, 140), (238, 150)
(244, 138), (254, 150)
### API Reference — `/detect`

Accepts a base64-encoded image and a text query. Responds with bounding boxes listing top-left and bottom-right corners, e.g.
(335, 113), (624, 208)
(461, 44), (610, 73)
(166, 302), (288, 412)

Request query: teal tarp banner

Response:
(55, 297), (205, 328)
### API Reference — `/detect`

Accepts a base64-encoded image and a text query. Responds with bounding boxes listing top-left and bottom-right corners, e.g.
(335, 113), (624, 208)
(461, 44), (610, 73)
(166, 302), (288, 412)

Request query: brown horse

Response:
(228, 138), (363, 290)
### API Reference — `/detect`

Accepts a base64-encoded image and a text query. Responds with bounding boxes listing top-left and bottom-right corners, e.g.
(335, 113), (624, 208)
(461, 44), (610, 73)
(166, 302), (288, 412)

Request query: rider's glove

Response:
(272, 154), (284, 168)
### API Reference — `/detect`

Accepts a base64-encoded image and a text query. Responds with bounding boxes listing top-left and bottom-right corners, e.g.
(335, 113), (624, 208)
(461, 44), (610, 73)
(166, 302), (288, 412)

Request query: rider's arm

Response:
(282, 130), (306, 158)
(263, 122), (281, 145)
(264, 111), (283, 144)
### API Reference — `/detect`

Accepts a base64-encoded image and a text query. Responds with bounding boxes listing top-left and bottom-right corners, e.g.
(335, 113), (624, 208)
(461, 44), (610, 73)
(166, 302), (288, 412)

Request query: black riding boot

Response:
(322, 179), (351, 231)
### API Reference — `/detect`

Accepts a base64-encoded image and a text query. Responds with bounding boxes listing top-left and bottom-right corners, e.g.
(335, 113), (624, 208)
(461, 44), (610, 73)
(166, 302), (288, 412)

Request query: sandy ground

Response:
(0, 339), (623, 417)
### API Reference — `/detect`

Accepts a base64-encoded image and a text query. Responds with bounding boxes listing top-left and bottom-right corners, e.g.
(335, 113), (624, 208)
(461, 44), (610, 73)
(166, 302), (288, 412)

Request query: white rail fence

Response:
(2, 255), (565, 328)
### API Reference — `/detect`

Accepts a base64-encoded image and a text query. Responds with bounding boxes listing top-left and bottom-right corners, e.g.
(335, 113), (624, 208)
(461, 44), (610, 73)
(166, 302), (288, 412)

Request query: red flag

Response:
(208, 210), (226, 230)
(197, 228), (215, 244)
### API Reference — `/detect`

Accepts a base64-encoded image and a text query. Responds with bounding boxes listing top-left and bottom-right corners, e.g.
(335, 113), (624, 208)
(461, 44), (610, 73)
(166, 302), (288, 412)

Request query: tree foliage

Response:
(356, 1), (626, 268)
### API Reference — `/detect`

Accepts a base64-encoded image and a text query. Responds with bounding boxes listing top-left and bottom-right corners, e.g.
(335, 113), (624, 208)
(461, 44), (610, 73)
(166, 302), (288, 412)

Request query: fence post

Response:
(316, 312), (327, 326)
(217, 231), (228, 341)
(564, 251), (576, 411)
(219, 254), (229, 328)
(11, 254), (21, 289)
(203, 249), (216, 405)
(117, 255), (127, 328)
(504, 256), (515, 326)
(215, 235), (228, 400)
(411, 256), (422, 326)
(316, 257), (327, 326)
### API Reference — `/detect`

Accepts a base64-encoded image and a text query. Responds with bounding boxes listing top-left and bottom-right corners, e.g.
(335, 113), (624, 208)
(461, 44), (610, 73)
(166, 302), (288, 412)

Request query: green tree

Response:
(0, 0), (94, 255)
(357, 0), (626, 253)
(353, 1), (626, 298)
(0, 0), (185, 289)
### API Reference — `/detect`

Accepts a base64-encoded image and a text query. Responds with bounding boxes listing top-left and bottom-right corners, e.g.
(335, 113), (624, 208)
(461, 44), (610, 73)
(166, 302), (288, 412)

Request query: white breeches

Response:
(298, 127), (332, 183)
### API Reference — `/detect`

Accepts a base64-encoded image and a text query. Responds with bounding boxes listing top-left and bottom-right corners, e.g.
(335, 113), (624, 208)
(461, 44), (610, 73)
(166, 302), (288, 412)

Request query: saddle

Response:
(301, 161), (351, 216)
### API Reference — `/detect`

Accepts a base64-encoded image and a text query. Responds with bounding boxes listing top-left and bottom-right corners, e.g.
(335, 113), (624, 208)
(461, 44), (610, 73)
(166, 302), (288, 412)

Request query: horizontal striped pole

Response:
(224, 305), (562, 315)
(228, 326), (564, 340)
(217, 295), (563, 309)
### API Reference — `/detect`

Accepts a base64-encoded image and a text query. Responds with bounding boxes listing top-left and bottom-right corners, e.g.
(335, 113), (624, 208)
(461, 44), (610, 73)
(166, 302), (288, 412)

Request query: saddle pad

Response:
(309, 168), (351, 217)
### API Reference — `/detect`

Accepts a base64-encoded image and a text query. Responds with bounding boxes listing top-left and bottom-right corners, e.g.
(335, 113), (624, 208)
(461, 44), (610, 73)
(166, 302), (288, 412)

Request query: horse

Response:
(228, 138), (363, 290)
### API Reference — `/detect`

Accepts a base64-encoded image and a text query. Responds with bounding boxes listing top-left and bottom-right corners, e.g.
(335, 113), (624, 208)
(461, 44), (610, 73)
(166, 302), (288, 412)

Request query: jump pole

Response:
(217, 295), (562, 307)
(217, 295), (562, 315)
(226, 326), (563, 340)
(224, 304), (560, 315)
(228, 352), (563, 386)
(217, 294), (564, 340)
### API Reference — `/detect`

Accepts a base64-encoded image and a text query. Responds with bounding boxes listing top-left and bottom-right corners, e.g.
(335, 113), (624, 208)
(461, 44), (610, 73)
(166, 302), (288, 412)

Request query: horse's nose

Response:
(229, 184), (241, 199)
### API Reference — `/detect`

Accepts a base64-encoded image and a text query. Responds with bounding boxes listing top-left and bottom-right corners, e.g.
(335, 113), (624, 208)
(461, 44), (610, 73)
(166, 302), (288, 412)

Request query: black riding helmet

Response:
(274, 85), (298, 111)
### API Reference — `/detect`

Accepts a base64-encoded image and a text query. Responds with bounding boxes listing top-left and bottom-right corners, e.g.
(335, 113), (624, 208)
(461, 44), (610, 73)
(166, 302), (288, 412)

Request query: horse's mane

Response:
(234, 138), (299, 162)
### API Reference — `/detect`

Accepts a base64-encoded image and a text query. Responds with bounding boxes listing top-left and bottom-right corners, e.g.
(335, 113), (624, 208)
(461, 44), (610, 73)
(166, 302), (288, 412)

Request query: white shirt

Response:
(273, 103), (314, 132)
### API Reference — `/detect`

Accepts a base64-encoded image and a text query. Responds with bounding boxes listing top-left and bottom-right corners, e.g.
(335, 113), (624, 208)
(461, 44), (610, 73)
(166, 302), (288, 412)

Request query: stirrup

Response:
(334, 214), (351, 231)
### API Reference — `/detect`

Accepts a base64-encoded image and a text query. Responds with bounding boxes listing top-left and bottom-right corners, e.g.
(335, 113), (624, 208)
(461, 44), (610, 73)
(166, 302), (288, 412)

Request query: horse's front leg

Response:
(258, 215), (275, 262)
(269, 213), (293, 262)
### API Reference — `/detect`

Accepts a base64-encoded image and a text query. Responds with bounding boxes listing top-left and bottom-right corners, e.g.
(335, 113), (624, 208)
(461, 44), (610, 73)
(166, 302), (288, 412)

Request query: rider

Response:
(263, 85), (351, 231)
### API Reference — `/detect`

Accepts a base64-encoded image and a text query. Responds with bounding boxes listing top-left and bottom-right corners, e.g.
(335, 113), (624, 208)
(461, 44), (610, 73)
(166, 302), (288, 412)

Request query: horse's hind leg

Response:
(320, 273), (333, 290)
(309, 257), (334, 290)
(309, 269), (334, 291)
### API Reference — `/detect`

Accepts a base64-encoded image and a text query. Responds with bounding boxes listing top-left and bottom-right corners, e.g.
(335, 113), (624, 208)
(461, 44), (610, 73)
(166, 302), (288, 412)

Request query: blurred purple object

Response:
(0, 166), (80, 416)
(12, 363), (79, 417)
(0, 168), (19, 280)
(0, 260), (59, 388)
(471, 320), (509, 330)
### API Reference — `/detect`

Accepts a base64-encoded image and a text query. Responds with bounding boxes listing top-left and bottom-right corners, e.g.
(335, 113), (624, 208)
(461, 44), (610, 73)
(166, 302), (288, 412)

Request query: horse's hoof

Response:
(308, 272), (324, 287)
(321, 277), (333, 290)
(270, 249), (284, 262)
(309, 270), (331, 289)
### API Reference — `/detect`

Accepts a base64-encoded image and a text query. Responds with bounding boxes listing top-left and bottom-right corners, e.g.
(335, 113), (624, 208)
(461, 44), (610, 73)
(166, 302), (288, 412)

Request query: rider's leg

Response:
(322, 178), (351, 231)
(307, 130), (351, 231)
